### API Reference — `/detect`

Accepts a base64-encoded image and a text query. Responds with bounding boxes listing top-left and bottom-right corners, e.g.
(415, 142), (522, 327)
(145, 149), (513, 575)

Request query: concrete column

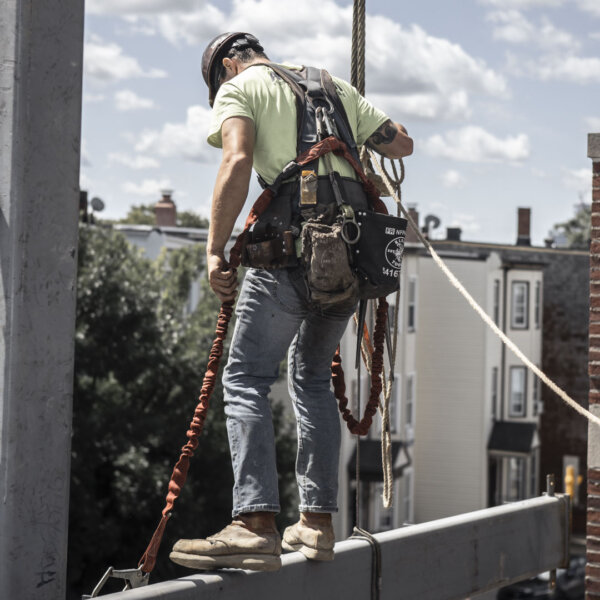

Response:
(587, 133), (600, 598)
(0, 1), (84, 599)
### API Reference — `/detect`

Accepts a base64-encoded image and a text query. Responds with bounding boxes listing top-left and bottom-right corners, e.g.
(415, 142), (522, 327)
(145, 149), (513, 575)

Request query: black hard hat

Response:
(201, 32), (264, 107)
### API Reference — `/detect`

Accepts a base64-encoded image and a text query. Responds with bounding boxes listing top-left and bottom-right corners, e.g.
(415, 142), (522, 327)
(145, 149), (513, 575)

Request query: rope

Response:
(368, 148), (600, 429)
(351, 0), (366, 95)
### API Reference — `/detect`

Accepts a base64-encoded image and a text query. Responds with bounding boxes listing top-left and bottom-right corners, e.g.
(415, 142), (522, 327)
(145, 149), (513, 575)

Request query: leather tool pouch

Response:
(301, 219), (359, 306)
(353, 210), (408, 299)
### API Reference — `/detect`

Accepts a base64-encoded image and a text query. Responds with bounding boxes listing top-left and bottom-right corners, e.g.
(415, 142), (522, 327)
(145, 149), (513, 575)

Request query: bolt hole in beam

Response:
(97, 495), (569, 600)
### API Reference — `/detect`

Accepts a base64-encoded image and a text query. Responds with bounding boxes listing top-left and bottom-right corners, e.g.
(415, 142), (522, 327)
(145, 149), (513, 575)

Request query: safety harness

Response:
(242, 63), (407, 308)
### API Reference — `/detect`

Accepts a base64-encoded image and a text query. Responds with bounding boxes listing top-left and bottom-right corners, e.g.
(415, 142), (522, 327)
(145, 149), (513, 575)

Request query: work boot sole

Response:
(169, 551), (282, 571)
(281, 540), (334, 561)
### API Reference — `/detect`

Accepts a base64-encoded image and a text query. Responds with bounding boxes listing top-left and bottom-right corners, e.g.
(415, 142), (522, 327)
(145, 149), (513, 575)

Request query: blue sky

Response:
(80, 0), (600, 245)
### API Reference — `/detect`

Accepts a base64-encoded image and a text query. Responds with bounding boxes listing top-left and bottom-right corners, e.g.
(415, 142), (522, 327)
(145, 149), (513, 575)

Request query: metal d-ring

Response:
(341, 217), (361, 244)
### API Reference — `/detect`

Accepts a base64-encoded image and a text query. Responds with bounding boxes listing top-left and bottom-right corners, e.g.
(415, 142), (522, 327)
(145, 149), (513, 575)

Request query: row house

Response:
(334, 207), (545, 538)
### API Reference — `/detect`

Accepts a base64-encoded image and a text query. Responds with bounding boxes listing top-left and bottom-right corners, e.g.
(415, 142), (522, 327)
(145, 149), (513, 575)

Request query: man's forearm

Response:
(207, 153), (253, 259)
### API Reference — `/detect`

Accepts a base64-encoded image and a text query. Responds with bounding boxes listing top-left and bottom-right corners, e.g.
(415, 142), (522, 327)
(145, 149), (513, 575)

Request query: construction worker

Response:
(170, 32), (413, 572)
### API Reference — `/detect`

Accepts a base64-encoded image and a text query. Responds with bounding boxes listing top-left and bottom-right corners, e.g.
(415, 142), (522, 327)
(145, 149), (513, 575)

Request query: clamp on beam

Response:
(82, 566), (150, 598)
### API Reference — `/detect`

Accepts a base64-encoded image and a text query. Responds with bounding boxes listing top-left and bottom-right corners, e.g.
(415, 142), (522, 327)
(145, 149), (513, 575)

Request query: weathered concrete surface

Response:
(98, 495), (569, 600)
(0, 1), (84, 598)
(589, 133), (600, 159)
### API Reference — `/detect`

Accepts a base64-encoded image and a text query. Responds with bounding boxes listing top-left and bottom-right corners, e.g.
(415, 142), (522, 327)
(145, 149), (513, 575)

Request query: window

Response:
(373, 483), (393, 532)
(530, 451), (538, 497)
(493, 279), (501, 326)
(511, 281), (529, 329)
(407, 277), (417, 331)
(509, 366), (527, 417)
(506, 457), (526, 501)
(534, 281), (541, 329)
(405, 374), (415, 436)
(491, 367), (498, 419)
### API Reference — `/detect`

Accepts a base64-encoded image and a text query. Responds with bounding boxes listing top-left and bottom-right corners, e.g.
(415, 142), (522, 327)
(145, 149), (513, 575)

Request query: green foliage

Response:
(68, 227), (296, 598)
(117, 203), (156, 225)
(553, 202), (591, 249)
(111, 204), (209, 228)
(177, 211), (209, 229)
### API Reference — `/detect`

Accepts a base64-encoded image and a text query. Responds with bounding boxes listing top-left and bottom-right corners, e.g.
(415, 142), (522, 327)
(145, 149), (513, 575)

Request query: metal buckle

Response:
(82, 566), (150, 598)
(339, 205), (361, 245)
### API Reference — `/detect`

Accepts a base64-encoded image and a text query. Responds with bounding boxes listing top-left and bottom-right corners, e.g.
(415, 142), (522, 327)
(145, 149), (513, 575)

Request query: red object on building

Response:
(155, 190), (177, 227)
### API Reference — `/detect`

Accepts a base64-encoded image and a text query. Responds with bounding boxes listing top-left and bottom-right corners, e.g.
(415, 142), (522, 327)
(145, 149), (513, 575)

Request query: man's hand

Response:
(208, 253), (238, 303)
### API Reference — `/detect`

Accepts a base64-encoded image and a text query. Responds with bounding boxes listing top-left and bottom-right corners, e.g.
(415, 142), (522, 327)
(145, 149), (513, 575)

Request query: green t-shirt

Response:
(207, 63), (389, 184)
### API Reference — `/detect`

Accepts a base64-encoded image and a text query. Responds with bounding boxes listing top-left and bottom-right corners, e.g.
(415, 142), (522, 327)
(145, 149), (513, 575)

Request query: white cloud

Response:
(134, 105), (219, 163)
(479, 0), (563, 8)
(423, 126), (530, 163)
(441, 170), (467, 188)
(487, 10), (578, 50)
(86, 0), (199, 15)
(123, 178), (173, 197)
(80, 172), (93, 191)
(103, 0), (506, 122)
(109, 153), (160, 169)
(562, 167), (592, 193)
(518, 54), (600, 84)
(578, 0), (600, 17)
(115, 90), (156, 111)
(84, 38), (167, 83)
(449, 213), (481, 234)
(586, 117), (600, 131)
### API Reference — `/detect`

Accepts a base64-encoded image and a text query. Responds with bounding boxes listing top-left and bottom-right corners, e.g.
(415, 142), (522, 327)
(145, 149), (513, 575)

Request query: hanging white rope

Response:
(368, 148), (600, 429)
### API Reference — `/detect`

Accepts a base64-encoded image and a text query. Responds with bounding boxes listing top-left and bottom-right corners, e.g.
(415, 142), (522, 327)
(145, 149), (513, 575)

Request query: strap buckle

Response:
(82, 566), (150, 598)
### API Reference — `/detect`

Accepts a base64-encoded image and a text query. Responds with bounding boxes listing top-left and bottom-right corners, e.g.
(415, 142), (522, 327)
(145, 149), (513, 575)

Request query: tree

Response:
(68, 227), (296, 598)
(552, 202), (591, 249)
(117, 203), (156, 225)
(177, 210), (209, 229)
(112, 204), (210, 228)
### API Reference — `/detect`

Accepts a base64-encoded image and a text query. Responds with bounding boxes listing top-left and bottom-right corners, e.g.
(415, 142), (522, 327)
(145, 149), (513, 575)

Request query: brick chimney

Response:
(155, 189), (176, 227)
(405, 204), (420, 243)
(446, 227), (462, 242)
(516, 207), (531, 246)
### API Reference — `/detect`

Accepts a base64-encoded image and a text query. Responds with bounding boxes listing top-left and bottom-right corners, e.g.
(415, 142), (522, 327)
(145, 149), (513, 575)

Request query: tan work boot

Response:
(281, 514), (335, 561)
(170, 517), (282, 571)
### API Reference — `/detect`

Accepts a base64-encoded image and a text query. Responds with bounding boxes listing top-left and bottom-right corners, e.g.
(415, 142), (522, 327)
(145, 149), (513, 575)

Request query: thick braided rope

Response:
(351, 0), (366, 96)
(369, 148), (600, 429)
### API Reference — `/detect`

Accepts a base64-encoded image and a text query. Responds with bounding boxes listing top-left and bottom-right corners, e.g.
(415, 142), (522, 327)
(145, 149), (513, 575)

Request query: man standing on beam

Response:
(170, 31), (413, 572)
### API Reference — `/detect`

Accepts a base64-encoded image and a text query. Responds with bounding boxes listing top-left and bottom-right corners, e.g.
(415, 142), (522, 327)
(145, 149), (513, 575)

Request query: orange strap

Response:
(138, 137), (386, 573)
(332, 297), (388, 436)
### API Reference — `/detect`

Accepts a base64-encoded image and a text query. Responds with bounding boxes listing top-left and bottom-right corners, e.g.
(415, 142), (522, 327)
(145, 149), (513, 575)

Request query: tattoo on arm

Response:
(366, 119), (397, 149)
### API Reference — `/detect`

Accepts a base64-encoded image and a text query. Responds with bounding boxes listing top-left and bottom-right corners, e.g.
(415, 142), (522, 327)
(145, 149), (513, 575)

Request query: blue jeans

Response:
(223, 267), (356, 517)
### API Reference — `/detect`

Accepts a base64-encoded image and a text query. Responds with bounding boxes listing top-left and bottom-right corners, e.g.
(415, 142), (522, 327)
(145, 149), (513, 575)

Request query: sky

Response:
(80, 0), (600, 246)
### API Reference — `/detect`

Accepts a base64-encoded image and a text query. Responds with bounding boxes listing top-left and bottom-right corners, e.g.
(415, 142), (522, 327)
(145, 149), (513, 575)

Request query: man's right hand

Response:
(207, 254), (238, 303)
